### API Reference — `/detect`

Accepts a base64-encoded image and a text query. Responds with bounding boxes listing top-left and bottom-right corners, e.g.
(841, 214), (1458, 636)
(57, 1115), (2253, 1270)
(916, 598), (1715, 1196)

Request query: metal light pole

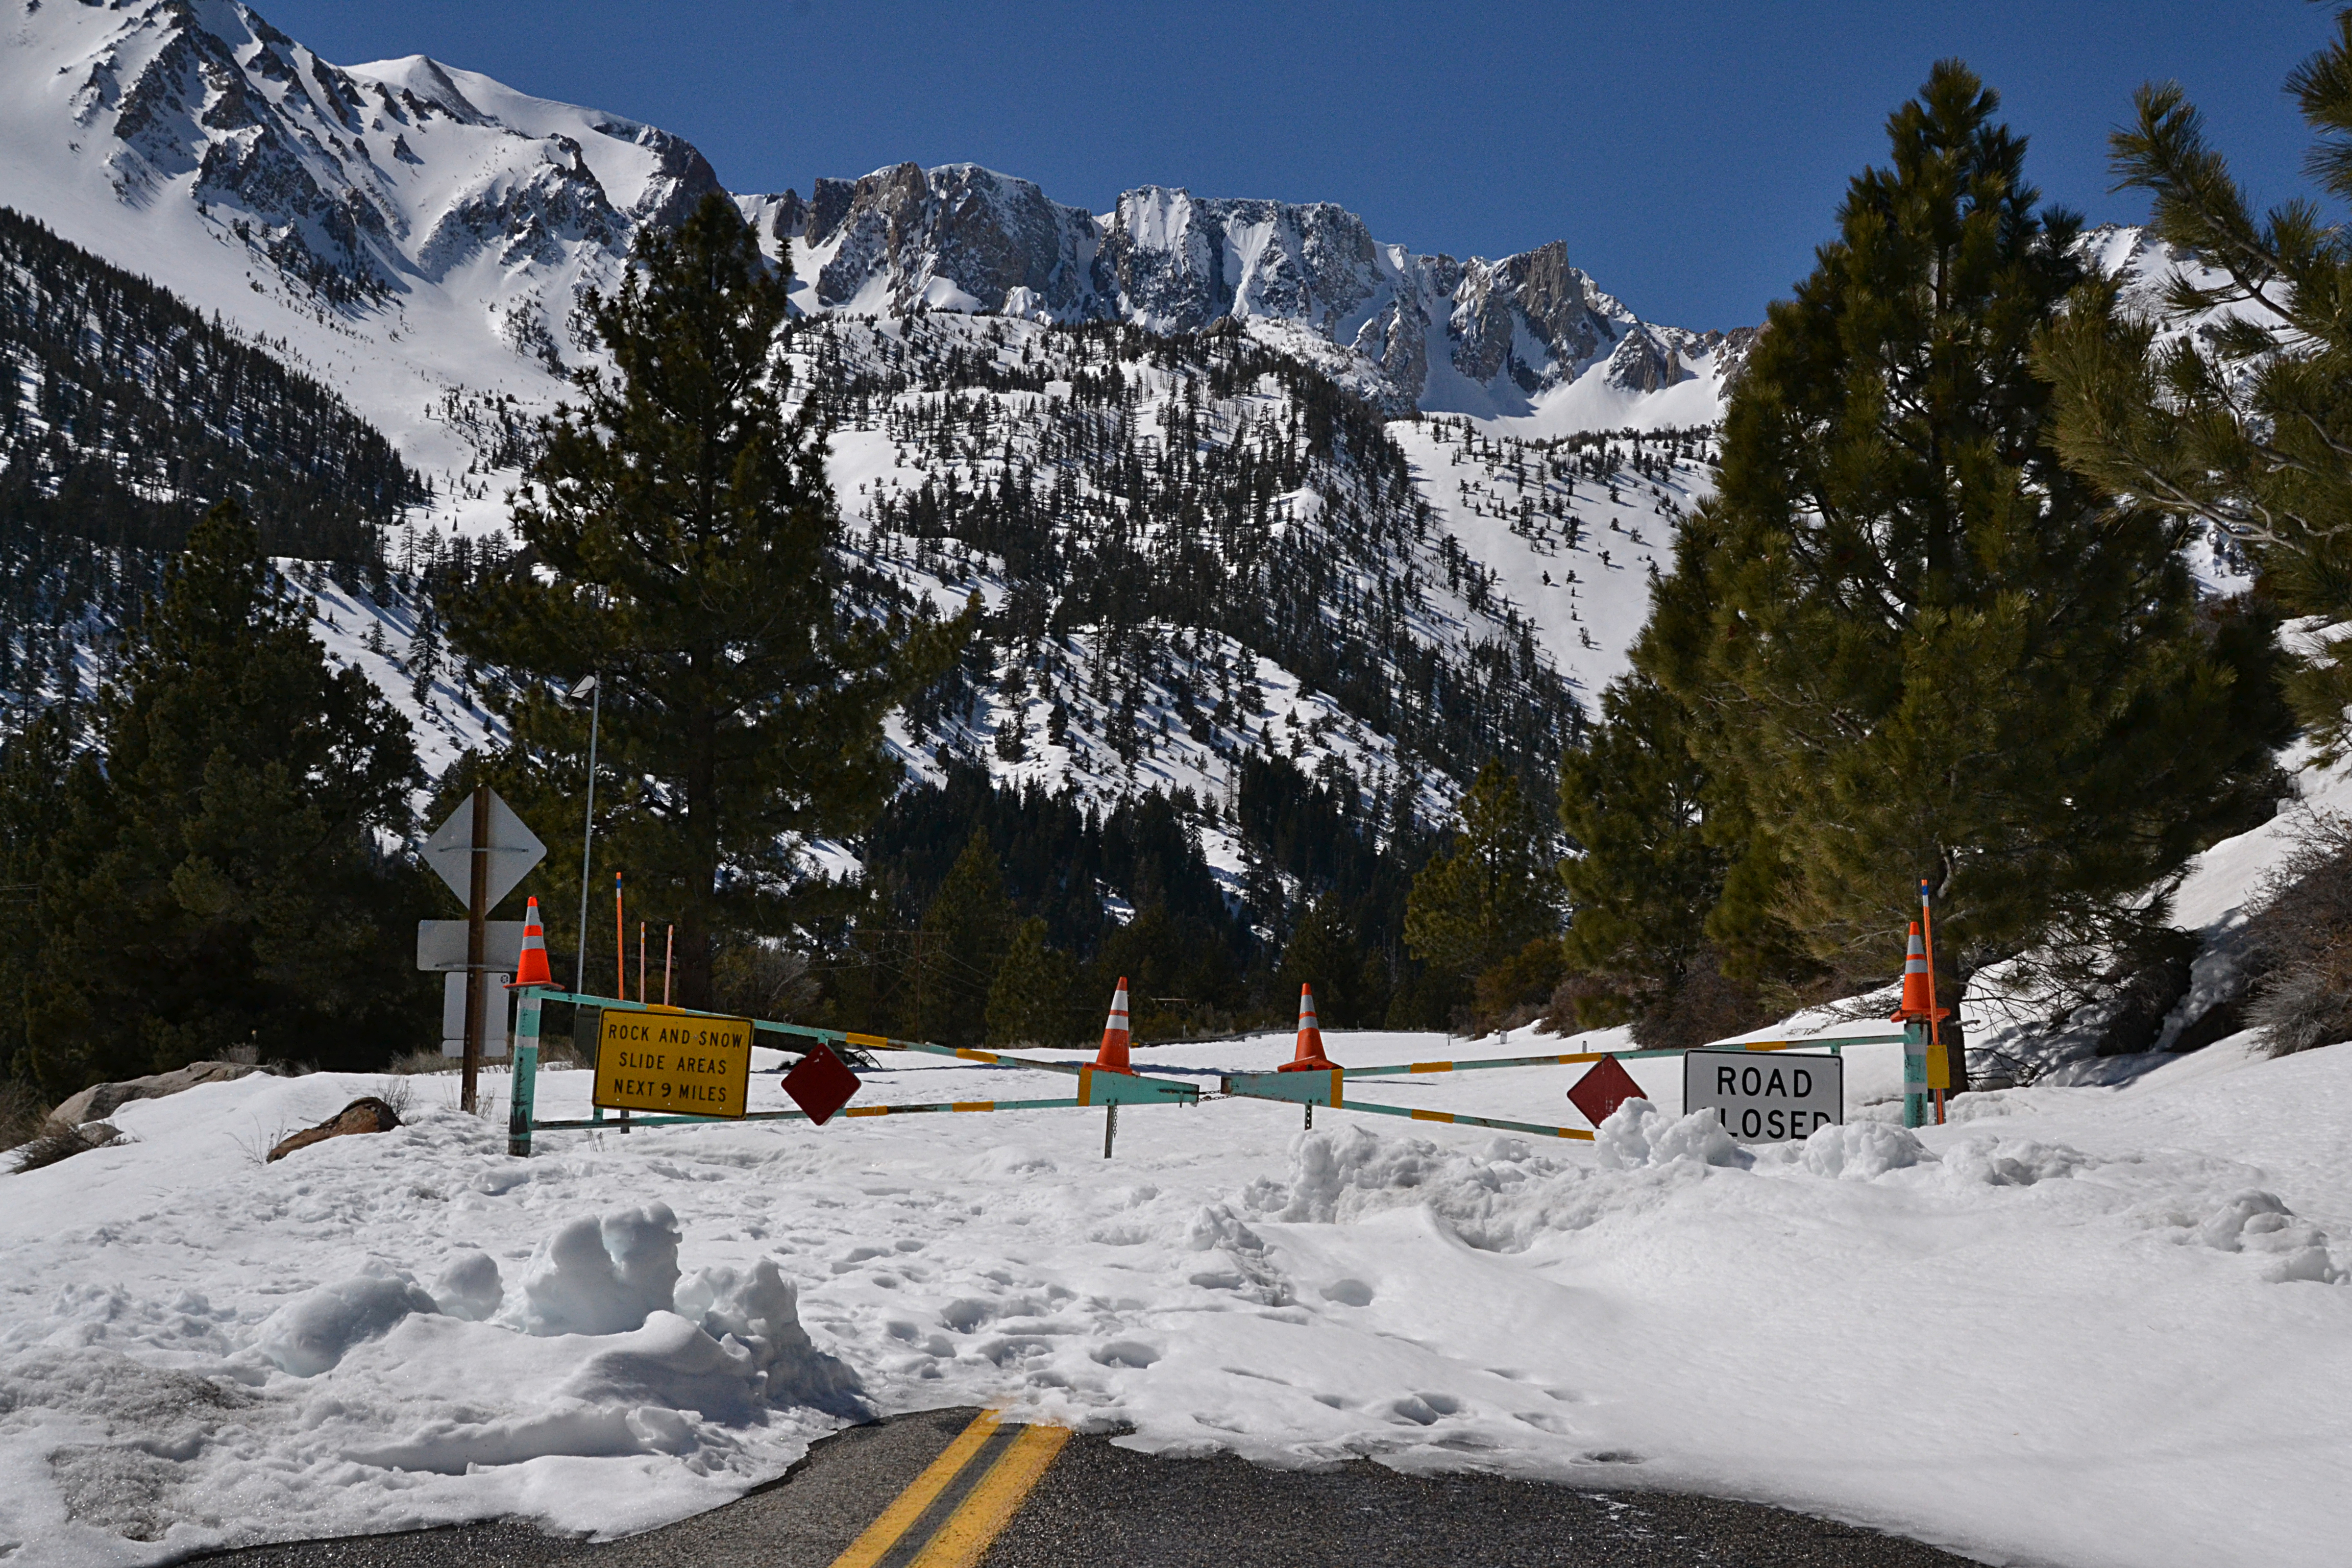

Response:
(569, 674), (600, 994)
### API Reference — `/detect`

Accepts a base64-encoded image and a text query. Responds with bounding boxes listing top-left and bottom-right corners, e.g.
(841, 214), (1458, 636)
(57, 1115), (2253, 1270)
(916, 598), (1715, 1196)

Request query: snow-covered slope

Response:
(775, 313), (1595, 857)
(0, 0), (716, 530)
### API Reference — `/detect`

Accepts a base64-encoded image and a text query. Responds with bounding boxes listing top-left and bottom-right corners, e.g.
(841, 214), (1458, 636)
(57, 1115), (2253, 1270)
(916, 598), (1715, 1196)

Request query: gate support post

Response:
(1902, 1019), (1929, 1130)
(508, 990), (542, 1158)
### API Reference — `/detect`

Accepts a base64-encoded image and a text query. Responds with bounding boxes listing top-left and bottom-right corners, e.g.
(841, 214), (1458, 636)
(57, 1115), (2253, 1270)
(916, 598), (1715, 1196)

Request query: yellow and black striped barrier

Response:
(1219, 1032), (1911, 1140)
(509, 989), (1198, 1154)
(1336, 1034), (1909, 1079)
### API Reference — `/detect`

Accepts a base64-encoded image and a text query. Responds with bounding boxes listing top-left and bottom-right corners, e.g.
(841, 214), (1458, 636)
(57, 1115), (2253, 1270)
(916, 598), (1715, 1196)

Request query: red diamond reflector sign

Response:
(1567, 1055), (1645, 1127)
(783, 1042), (862, 1125)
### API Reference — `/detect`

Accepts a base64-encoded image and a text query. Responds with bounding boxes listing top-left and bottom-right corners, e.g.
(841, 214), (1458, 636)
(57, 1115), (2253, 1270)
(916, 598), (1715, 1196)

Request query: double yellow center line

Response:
(830, 1411), (1070, 1568)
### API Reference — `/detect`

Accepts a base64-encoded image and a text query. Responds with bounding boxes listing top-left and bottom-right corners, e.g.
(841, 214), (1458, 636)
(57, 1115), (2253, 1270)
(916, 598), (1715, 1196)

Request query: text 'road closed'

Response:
(1683, 1048), (1844, 1143)
(594, 1010), (754, 1118)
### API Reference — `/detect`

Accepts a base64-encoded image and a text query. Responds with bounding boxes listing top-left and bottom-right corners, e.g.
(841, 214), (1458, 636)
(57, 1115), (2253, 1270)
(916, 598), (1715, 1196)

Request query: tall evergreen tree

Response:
(448, 194), (956, 1007)
(1638, 63), (2291, 1079)
(986, 916), (1079, 1046)
(1557, 671), (1736, 1037)
(1403, 759), (1560, 997)
(0, 710), (77, 1085)
(1282, 891), (1364, 1026)
(911, 829), (1015, 1046)
(2037, 12), (2352, 742)
(14, 502), (425, 1092)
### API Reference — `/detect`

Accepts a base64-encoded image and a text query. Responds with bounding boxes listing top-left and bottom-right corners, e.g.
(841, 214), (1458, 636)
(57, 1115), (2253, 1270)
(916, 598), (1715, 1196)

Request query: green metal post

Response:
(1903, 1019), (1928, 1130)
(508, 990), (542, 1157)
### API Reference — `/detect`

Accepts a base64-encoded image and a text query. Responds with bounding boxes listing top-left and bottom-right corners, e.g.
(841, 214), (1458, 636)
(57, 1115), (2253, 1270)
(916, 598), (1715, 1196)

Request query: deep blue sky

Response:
(265, 1), (2326, 331)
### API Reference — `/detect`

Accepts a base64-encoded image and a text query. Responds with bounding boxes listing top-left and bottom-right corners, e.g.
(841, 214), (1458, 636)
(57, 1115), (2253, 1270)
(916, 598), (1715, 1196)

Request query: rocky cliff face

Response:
(30, 1), (721, 323)
(776, 164), (1743, 422)
(804, 162), (1101, 318)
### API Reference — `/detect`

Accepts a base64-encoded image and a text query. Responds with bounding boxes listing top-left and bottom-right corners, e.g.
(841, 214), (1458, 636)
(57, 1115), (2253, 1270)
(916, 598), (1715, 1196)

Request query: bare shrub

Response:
(2245, 955), (2352, 1055)
(385, 1049), (456, 1076)
(2240, 811), (2352, 1056)
(1632, 944), (1770, 1051)
(534, 1037), (584, 1069)
(231, 1118), (299, 1168)
(713, 940), (818, 1021)
(0, 1079), (47, 1154)
(438, 1074), (502, 1122)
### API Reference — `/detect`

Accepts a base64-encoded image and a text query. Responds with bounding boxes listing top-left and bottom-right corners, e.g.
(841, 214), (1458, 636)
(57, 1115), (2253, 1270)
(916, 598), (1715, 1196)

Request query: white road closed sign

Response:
(1684, 1049), (1842, 1142)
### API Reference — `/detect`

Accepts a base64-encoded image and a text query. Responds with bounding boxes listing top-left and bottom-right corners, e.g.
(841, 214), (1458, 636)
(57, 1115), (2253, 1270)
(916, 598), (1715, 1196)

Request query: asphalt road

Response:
(185, 1408), (1986, 1568)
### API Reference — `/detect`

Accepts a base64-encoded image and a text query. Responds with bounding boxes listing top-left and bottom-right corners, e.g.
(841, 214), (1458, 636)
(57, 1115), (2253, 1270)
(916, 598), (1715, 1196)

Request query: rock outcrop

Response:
(267, 1097), (402, 1162)
(52, 1061), (267, 1128)
(793, 168), (1739, 416)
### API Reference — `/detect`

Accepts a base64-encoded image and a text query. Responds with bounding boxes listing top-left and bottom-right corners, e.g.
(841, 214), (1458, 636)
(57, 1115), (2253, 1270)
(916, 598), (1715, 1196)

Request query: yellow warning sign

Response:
(594, 1008), (753, 1117)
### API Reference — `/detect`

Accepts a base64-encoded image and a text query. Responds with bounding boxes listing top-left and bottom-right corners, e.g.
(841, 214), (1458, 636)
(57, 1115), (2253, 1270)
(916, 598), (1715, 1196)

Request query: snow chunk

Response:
(674, 1258), (868, 1417)
(430, 1251), (503, 1322)
(2196, 1190), (2343, 1283)
(1185, 1203), (1267, 1253)
(510, 1204), (681, 1336)
(1262, 1126), (1453, 1222)
(1800, 1121), (1928, 1180)
(1942, 1137), (2092, 1187)
(553, 1310), (763, 1425)
(2199, 1189), (2296, 1252)
(254, 1273), (439, 1377)
(1593, 1100), (1751, 1171)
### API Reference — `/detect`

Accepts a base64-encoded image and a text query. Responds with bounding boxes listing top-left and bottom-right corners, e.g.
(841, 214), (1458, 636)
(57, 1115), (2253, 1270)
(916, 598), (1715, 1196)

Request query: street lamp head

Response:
(568, 674), (599, 700)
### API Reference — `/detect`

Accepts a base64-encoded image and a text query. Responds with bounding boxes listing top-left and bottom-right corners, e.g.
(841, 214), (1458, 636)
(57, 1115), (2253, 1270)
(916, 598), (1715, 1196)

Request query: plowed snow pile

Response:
(2, 1019), (2346, 1568)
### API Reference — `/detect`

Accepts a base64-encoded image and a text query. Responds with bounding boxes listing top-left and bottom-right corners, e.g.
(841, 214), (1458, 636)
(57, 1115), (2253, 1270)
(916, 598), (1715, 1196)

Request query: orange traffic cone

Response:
(1091, 977), (1134, 1074)
(508, 897), (554, 989)
(1888, 922), (1949, 1022)
(1277, 983), (1341, 1072)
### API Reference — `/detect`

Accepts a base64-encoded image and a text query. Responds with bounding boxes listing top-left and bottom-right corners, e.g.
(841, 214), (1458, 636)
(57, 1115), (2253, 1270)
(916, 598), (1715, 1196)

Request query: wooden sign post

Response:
(422, 787), (546, 1114)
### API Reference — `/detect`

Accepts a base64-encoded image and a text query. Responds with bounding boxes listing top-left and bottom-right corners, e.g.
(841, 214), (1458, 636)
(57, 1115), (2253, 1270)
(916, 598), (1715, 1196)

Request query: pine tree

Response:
(1637, 63), (2291, 1078)
(1281, 891), (1362, 1026)
(986, 916), (1077, 1046)
(0, 710), (77, 1085)
(912, 830), (1015, 1046)
(15, 502), (426, 1092)
(1556, 671), (1738, 1037)
(448, 195), (958, 1007)
(1403, 760), (1560, 997)
(2037, 13), (2352, 742)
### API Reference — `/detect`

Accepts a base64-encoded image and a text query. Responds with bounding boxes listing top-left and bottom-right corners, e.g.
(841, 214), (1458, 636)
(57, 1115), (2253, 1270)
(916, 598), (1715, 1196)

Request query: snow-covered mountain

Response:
(0, 0), (1731, 876)
(752, 163), (1752, 431)
(0, 0), (726, 528)
(0, 2), (1739, 504)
